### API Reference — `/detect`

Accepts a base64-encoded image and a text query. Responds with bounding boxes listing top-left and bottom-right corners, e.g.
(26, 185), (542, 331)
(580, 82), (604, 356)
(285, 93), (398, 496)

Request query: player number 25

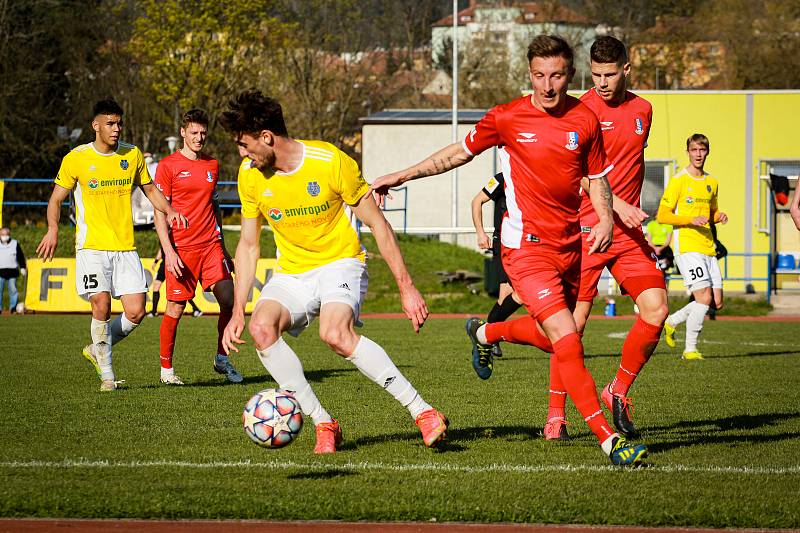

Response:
(83, 274), (99, 290)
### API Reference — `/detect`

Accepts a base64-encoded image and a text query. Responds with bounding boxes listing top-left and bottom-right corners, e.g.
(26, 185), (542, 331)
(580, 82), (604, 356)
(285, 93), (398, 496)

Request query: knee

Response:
(318, 326), (356, 356)
(641, 301), (669, 325)
(248, 319), (280, 348)
(127, 307), (145, 324)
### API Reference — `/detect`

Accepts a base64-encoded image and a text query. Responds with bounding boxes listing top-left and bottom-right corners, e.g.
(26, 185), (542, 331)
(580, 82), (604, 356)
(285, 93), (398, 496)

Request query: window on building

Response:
(641, 160), (675, 218)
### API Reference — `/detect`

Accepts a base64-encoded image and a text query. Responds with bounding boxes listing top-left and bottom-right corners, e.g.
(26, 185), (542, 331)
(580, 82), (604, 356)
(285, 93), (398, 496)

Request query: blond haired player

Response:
(219, 90), (447, 454)
(657, 133), (728, 360)
(37, 98), (187, 391)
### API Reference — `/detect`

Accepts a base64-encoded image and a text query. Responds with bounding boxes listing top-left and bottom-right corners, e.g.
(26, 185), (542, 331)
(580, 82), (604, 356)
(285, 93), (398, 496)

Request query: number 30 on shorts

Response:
(688, 267), (704, 281)
(83, 274), (99, 290)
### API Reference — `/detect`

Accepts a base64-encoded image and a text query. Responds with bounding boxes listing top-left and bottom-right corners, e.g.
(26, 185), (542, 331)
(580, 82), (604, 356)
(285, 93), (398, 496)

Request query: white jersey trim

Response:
(587, 163), (614, 179)
(74, 182), (87, 250)
(498, 148), (523, 249)
(461, 139), (474, 157)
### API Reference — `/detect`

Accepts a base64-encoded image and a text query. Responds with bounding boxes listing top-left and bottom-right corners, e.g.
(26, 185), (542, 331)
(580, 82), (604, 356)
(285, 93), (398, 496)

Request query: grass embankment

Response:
(8, 225), (771, 316)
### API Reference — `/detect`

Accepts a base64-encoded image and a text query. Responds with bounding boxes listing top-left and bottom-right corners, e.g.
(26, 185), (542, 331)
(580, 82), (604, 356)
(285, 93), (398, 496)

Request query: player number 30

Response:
(688, 267), (704, 281)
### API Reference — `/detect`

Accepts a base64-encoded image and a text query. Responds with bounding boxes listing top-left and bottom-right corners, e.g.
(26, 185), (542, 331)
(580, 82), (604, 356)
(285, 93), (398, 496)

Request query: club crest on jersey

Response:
(565, 132), (579, 151)
(268, 208), (283, 221)
(634, 118), (644, 135)
(206, 171), (213, 183)
(88, 178), (99, 189)
(707, 185), (712, 193)
(307, 181), (321, 197)
(120, 159), (129, 170)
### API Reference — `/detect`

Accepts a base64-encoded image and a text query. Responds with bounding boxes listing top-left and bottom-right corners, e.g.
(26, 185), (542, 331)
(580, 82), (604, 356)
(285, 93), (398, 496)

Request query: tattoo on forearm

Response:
(599, 177), (612, 212)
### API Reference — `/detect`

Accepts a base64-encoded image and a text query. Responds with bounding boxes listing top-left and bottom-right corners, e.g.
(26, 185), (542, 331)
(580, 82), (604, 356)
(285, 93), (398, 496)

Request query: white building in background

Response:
(361, 109), (496, 250)
(430, 1), (600, 88)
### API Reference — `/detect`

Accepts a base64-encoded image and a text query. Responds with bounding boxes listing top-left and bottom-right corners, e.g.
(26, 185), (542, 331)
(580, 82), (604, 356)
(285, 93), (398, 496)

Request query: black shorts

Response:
(492, 251), (510, 286)
(155, 260), (166, 282)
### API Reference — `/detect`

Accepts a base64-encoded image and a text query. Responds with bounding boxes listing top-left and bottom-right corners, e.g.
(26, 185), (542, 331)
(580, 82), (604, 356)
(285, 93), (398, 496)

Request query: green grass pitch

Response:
(1, 315), (798, 527)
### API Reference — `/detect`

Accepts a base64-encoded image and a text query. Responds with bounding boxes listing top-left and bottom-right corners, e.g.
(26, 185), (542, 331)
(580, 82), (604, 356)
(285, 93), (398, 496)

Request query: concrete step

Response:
(769, 292), (800, 315)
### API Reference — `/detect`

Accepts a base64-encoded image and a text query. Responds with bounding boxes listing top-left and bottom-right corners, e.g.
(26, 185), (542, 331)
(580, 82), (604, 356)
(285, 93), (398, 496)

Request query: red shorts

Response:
(501, 244), (580, 322)
(165, 241), (233, 302)
(578, 231), (665, 302)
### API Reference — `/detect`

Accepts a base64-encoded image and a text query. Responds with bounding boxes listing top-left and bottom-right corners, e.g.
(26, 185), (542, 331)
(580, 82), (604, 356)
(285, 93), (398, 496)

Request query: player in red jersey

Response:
(154, 109), (242, 385)
(373, 35), (648, 465)
(542, 36), (668, 441)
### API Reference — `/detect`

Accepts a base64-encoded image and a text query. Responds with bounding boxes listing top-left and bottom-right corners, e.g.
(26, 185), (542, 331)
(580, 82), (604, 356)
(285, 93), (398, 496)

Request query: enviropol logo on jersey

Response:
(685, 196), (694, 204)
(268, 208), (283, 221)
(307, 181), (321, 196)
(120, 160), (129, 170)
(88, 178), (99, 189)
(634, 118), (644, 135)
(565, 132), (579, 150)
(284, 201), (331, 217)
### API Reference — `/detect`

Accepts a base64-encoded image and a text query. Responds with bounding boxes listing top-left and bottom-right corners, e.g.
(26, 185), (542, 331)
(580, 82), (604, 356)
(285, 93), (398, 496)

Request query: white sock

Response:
(476, 324), (490, 344)
(601, 433), (621, 456)
(666, 301), (694, 327)
(91, 318), (114, 381)
(257, 338), (332, 425)
(161, 367), (175, 379)
(348, 335), (431, 418)
(111, 314), (139, 345)
(685, 302), (709, 352)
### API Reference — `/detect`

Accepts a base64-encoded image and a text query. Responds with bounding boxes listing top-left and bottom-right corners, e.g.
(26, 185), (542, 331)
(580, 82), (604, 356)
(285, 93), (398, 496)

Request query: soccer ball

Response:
(242, 388), (303, 448)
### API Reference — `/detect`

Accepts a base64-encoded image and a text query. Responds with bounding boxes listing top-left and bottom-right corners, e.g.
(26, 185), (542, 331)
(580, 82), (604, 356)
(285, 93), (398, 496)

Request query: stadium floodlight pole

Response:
(451, 0), (459, 244)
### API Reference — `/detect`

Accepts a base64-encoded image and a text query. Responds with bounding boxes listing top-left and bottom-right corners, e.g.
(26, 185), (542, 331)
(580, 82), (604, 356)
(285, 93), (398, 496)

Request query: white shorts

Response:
(258, 258), (368, 337)
(675, 252), (723, 292)
(75, 249), (148, 298)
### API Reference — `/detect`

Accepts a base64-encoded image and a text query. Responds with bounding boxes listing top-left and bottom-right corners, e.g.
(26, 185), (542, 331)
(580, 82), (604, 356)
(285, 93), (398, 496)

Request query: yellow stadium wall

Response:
(630, 90), (800, 293)
(24, 258), (278, 314)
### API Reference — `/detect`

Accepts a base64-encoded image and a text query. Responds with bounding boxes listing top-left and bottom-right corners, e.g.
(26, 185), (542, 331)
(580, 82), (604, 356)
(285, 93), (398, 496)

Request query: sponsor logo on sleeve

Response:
(634, 118), (644, 135)
(206, 171), (213, 183)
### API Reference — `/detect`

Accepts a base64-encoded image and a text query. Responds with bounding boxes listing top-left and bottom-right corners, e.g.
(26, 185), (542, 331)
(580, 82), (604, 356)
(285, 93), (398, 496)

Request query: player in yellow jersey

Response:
(218, 90), (447, 453)
(657, 134), (728, 360)
(36, 99), (187, 391)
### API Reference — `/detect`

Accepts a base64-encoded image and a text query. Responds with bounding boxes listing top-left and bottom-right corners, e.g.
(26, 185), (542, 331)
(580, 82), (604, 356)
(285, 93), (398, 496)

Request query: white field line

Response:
(606, 332), (796, 347)
(1, 459), (798, 476)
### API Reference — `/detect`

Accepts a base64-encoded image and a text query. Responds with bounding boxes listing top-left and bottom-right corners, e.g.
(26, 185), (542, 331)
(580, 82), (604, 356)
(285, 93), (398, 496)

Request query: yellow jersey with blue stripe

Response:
(54, 142), (151, 251)
(237, 140), (368, 274)
(659, 169), (718, 256)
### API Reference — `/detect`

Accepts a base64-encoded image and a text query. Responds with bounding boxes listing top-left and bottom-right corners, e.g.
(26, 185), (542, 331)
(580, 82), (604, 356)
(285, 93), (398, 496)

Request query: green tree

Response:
(129, 0), (291, 157)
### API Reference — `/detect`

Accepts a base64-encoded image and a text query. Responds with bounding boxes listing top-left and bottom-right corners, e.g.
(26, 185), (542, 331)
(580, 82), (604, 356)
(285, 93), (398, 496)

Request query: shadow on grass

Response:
(287, 469), (358, 480)
(707, 349), (800, 359)
(183, 367), (358, 388)
(645, 411), (800, 453)
(342, 424), (549, 452)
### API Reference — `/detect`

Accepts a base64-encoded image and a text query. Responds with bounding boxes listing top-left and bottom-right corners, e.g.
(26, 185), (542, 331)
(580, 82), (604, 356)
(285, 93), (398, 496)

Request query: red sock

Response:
(610, 317), (663, 396)
(547, 353), (567, 421)
(159, 314), (180, 369)
(553, 333), (614, 443)
(485, 316), (554, 353)
(217, 309), (233, 356)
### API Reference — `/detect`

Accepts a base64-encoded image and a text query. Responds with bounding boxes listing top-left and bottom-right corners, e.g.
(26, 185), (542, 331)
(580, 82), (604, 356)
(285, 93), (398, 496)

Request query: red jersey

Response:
(463, 95), (612, 251)
(579, 88), (652, 241)
(154, 151), (221, 250)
